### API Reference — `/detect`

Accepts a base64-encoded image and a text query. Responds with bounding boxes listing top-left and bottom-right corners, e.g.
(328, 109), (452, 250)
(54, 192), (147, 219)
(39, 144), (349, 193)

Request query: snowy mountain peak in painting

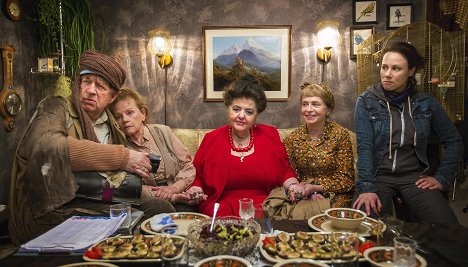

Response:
(220, 44), (242, 56)
(215, 37), (280, 71)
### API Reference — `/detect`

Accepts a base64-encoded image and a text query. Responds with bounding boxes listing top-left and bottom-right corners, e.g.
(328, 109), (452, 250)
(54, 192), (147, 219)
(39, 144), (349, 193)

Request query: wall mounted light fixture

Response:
(316, 21), (341, 63)
(147, 29), (173, 69)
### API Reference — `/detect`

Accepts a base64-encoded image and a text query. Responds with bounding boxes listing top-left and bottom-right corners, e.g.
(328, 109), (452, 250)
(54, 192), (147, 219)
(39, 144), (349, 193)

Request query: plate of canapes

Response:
(259, 231), (369, 264)
(82, 234), (186, 262)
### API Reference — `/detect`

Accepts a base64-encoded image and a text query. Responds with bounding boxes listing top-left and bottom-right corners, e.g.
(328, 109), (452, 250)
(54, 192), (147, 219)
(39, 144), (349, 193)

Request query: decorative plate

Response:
(363, 246), (427, 267)
(194, 255), (252, 267)
(141, 212), (210, 236)
(308, 214), (386, 237)
(82, 234), (186, 263)
(259, 232), (367, 264)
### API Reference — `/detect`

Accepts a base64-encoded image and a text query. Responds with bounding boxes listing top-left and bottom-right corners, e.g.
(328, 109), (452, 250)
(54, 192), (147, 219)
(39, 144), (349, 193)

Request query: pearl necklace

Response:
(229, 125), (254, 162)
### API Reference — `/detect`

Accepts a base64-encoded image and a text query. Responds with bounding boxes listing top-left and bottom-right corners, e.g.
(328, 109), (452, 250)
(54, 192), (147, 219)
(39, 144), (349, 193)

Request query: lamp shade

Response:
(147, 29), (172, 57)
(317, 21), (341, 49)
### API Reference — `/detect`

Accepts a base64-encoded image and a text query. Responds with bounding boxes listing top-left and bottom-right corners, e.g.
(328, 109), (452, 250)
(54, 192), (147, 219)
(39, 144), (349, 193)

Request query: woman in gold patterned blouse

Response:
(285, 82), (355, 207)
(264, 82), (355, 219)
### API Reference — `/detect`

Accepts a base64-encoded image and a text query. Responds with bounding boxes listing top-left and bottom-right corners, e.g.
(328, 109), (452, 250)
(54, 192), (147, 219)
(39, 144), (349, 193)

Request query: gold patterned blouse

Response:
(283, 121), (355, 207)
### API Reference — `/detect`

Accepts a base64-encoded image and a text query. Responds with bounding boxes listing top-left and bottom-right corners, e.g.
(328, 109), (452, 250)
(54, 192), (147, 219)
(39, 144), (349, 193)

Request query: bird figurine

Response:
(394, 8), (402, 23)
(357, 2), (375, 21)
(354, 33), (364, 46)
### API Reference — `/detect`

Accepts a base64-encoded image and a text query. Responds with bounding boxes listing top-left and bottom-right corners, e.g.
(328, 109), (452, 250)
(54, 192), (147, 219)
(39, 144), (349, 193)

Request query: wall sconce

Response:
(147, 29), (173, 69)
(316, 21), (341, 63)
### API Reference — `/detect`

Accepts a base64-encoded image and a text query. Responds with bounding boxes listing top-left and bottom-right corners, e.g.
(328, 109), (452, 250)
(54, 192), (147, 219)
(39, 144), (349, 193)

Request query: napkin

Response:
(149, 213), (178, 234)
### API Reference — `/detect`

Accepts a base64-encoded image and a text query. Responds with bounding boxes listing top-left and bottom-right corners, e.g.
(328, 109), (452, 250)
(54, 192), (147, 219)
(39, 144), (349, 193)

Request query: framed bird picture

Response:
(387, 3), (414, 29)
(352, 0), (378, 24)
(350, 26), (374, 59)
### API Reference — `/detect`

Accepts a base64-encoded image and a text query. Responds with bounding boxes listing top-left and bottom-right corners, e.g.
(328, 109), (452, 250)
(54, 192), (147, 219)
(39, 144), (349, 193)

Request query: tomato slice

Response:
(359, 241), (374, 253)
(262, 237), (275, 246)
(84, 250), (98, 259)
(84, 247), (102, 259)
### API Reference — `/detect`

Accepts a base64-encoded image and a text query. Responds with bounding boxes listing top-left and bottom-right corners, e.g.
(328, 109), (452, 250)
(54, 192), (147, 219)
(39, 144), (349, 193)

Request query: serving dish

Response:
(260, 232), (366, 263)
(141, 212), (210, 236)
(82, 234), (186, 262)
(187, 215), (260, 257)
(194, 255), (252, 267)
(363, 246), (427, 267)
(324, 208), (367, 230)
(272, 258), (330, 267)
(308, 214), (386, 237)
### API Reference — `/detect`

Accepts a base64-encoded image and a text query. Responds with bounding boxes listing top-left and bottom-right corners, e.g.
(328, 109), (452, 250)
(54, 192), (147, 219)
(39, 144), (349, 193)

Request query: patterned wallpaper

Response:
(92, 0), (423, 130)
(0, 0), (425, 203)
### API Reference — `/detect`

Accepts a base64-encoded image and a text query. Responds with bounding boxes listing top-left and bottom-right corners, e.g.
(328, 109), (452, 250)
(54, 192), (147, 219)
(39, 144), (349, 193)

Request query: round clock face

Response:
(5, 92), (22, 116)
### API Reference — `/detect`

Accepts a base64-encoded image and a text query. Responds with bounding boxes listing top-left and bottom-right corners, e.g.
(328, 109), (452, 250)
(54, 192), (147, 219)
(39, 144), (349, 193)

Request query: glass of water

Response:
(239, 198), (254, 220)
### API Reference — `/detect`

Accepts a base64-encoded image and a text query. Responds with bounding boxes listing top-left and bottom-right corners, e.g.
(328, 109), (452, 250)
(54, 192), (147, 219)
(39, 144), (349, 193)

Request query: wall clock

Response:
(4, 0), (21, 21)
(0, 45), (23, 131)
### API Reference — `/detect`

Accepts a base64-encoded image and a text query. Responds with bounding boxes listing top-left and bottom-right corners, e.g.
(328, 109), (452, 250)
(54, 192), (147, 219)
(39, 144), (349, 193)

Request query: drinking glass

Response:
(239, 198), (254, 220)
(254, 203), (273, 234)
(109, 203), (132, 235)
(330, 232), (359, 267)
(393, 237), (417, 267)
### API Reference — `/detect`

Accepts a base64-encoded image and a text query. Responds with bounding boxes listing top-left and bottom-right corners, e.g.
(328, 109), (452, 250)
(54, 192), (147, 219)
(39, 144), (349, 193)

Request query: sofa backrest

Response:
(153, 125), (358, 180)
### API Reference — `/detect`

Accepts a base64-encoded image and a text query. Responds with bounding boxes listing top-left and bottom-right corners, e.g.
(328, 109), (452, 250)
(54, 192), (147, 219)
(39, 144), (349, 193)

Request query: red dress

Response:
(192, 124), (296, 217)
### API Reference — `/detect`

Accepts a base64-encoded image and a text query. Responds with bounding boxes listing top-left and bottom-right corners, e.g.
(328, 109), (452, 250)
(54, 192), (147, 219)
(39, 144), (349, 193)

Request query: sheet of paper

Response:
(19, 216), (122, 254)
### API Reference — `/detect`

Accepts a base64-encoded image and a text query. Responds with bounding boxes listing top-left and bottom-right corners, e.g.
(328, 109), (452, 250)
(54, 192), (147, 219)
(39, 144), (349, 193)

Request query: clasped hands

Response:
(287, 183), (324, 203)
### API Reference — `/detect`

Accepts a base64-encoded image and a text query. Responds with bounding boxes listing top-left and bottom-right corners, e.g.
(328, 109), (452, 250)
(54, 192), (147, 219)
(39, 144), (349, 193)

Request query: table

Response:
(1, 220), (467, 267)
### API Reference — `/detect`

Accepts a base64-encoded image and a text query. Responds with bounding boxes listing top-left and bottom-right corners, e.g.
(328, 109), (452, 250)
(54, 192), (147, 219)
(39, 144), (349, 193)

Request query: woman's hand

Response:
(184, 186), (207, 205)
(125, 150), (151, 178)
(416, 175), (443, 190)
(151, 185), (178, 200)
(352, 192), (381, 216)
(287, 183), (306, 202)
(303, 184), (324, 197)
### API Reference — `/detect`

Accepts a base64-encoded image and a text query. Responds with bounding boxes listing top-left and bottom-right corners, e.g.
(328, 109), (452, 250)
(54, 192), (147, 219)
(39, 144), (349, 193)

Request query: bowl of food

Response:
(363, 246), (427, 267)
(187, 216), (260, 257)
(272, 259), (330, 267)
(324, 208), (367, 230)
(194, 255), (252, 267)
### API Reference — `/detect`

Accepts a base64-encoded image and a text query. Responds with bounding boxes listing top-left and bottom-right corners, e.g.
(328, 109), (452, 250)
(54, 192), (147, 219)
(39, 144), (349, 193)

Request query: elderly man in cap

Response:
(8, 50), (170, 245)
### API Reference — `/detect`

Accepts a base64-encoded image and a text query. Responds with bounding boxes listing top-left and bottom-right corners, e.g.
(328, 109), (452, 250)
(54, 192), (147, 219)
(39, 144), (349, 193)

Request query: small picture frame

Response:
(387, 3), (414, 29)
(352, 0), (378, 24)
(350, 26), (375, 59)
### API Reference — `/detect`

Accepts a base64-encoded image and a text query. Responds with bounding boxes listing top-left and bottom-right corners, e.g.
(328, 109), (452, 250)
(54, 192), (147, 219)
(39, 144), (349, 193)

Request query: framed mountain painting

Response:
(203, 26), (291, 101)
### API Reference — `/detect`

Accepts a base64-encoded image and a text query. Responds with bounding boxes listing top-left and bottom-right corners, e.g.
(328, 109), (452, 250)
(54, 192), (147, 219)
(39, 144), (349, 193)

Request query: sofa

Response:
(164, 126), (358, 180)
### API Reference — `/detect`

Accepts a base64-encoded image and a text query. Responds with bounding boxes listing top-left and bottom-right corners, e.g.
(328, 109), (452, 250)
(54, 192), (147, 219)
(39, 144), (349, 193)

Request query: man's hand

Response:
(416, 175), (443, 190)
(352, 192), (381, 216)
(125, 150), (151, 178)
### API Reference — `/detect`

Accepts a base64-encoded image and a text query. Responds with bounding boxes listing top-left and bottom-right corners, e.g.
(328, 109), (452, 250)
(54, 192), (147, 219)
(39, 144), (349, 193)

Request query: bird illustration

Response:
(357, 2), (375, 21)
(354, 33), (364, 46)
(394, 8), (402, 22)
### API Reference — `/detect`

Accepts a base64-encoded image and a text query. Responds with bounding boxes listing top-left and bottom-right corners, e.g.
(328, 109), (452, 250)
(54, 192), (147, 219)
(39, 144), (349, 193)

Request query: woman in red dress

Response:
(184, 75), (303, 217)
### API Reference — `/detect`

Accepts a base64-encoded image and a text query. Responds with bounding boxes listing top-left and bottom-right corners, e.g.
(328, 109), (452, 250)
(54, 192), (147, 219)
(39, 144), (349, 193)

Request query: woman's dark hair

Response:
(222, 74), (268, 113)
(382, 41), (425, 71)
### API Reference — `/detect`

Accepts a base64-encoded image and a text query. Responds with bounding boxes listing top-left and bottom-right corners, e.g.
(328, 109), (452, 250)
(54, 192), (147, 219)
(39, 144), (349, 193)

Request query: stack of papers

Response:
(18, 216), (123, 254)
